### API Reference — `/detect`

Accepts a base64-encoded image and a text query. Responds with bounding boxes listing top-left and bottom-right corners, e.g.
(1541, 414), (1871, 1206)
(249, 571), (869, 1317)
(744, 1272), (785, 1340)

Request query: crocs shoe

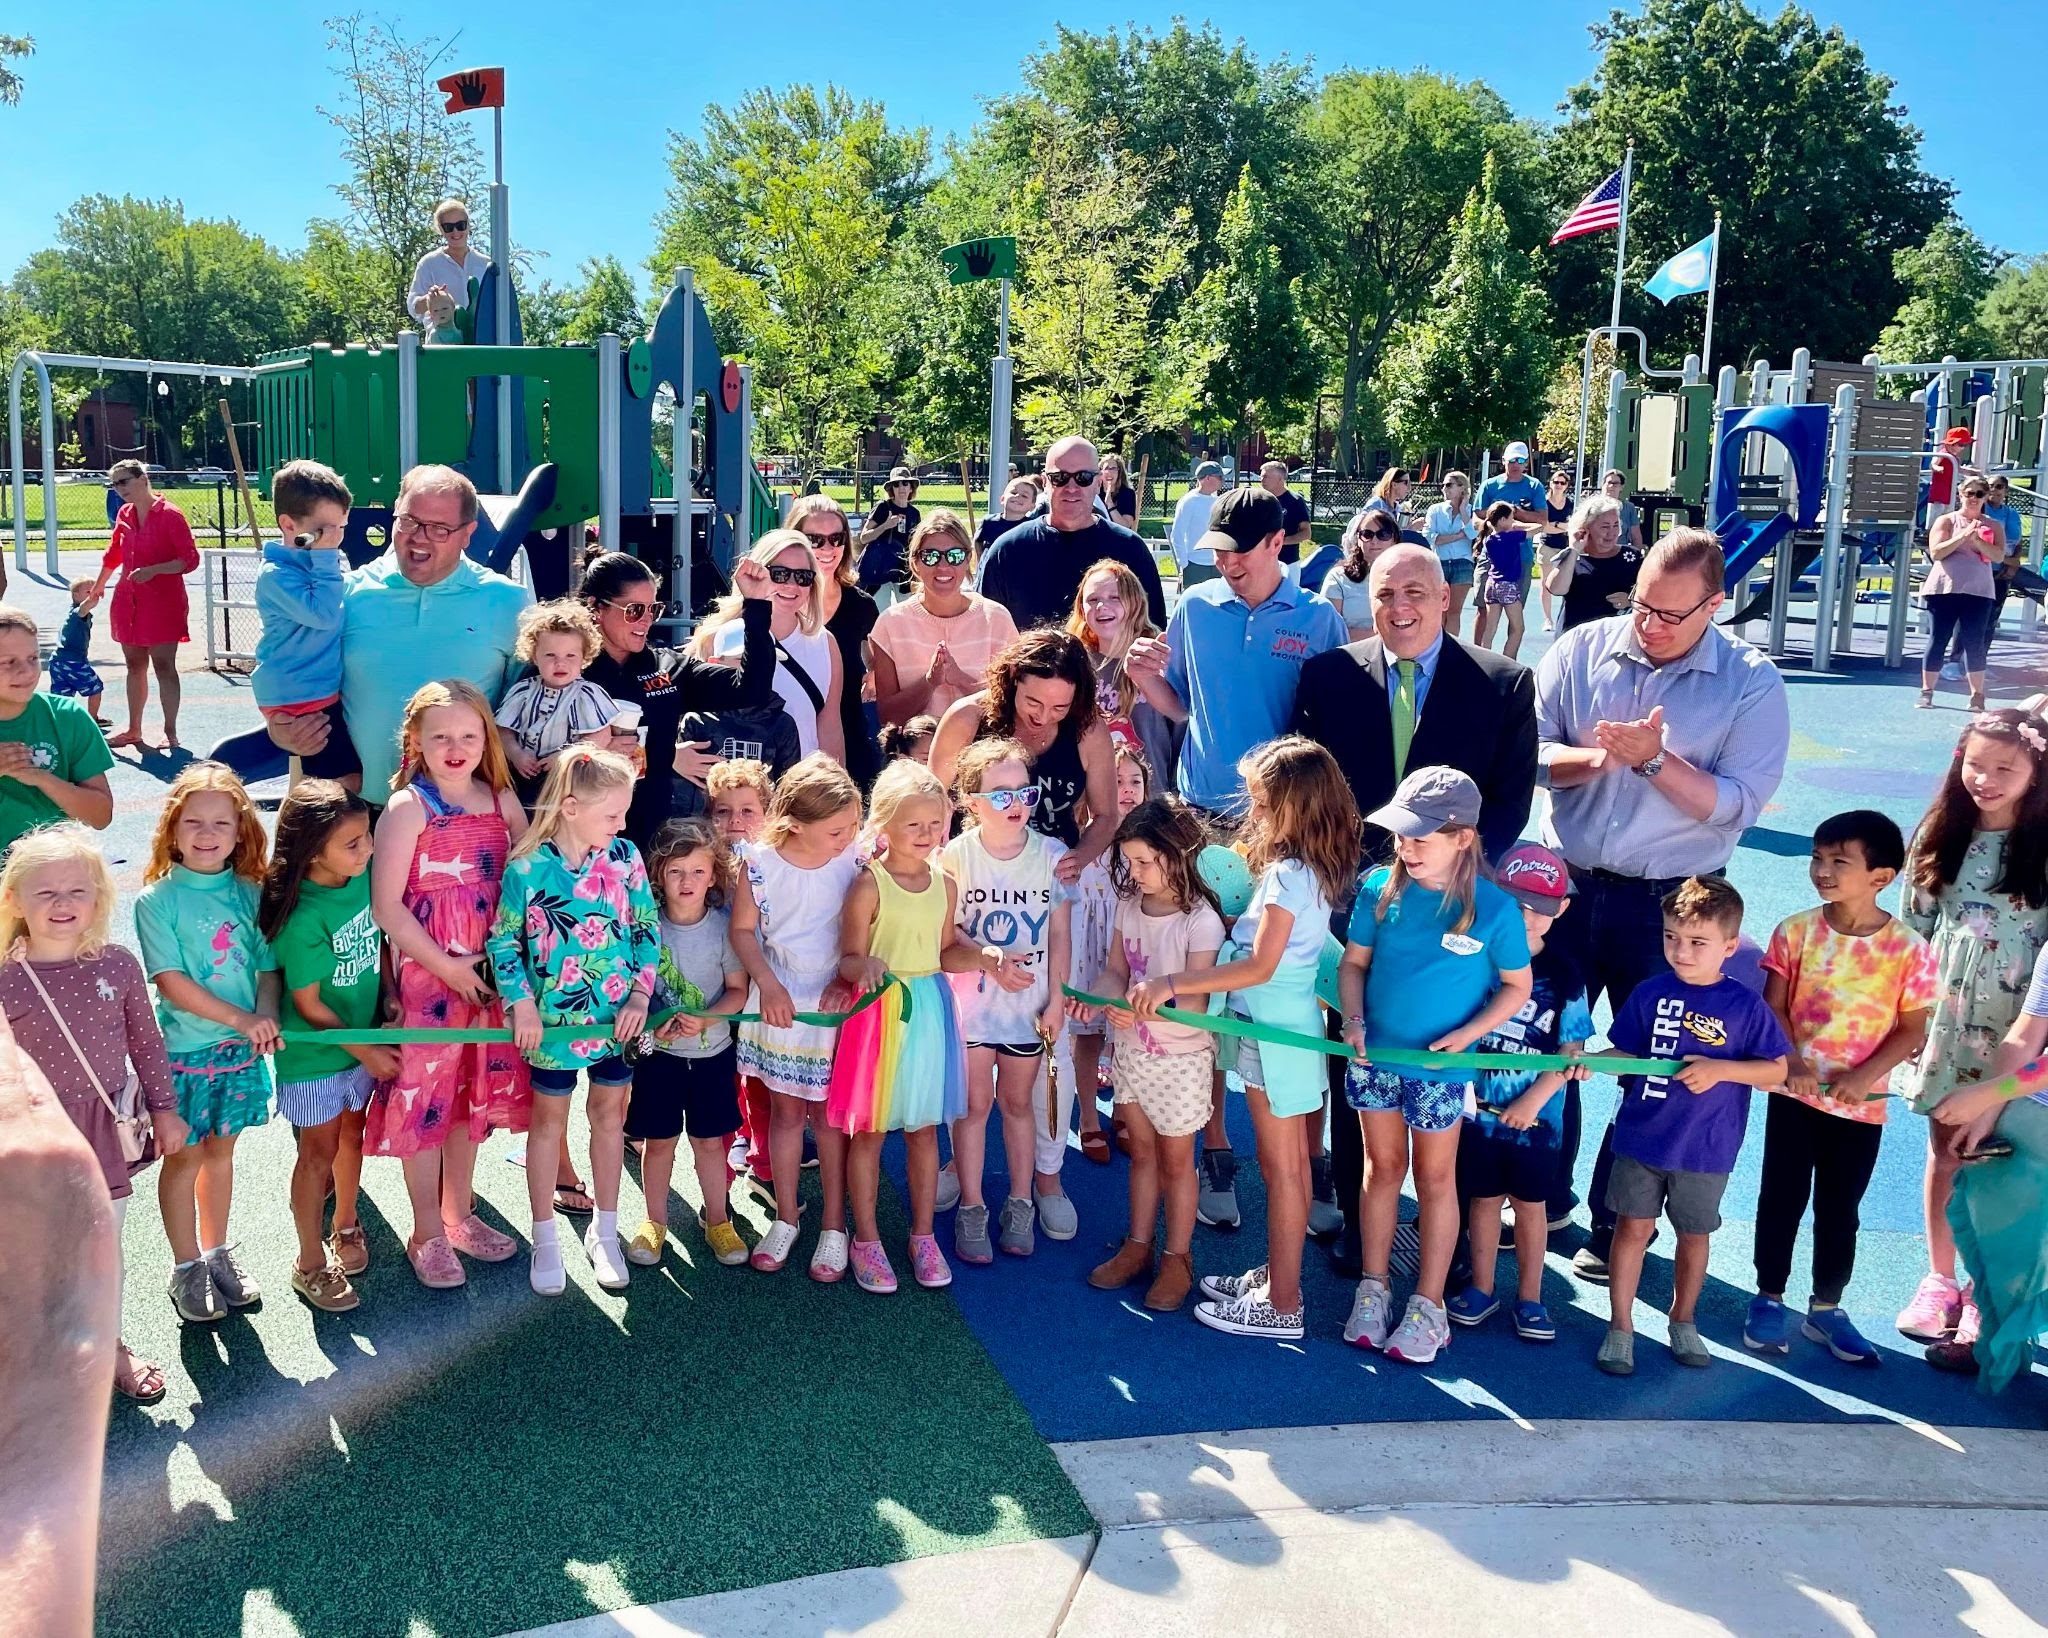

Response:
(909, 1232), (952, 1289)
(935, 1161), (961, 1213)
(954, 1203), (993, 1265)
(1193, 1289), (1305, 1340)
(584, 1222), (631, 1291)
(1383, 1295), (1451, 1364)
(1198, 1263), (1269, 1304)
(1596, 1328), (1635, 1375)
(1667, 1320), (1712, 1368)
(625, 1219), (666, 1267)
(168, 1259), (224, 1325)
(703, 1219), (749, 1267)
(408, 1234), (467, 1290)
(850, 1239), (898, 1294)
(1446, 1285), (1501, 1327)
(1342, 1275), (1394, 1350)
(445, 1214), (518, 1263)
(1744, 1295), (1792, 1354)
(1512, 1300), (1556, 1342)
(205, 1244), (262, 1307)
(751, 1219), (799, 1273)
(1803, 1306), (1880, 1366)
(1896, 1272), (1962, 1342)
(809, 1227), (850, 1283)
(998, 1196), (1036, 1257)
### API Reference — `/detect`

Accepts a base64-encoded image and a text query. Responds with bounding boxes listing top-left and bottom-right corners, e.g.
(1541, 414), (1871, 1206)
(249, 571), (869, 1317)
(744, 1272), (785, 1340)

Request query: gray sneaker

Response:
(1035, 1189), (1077, 1241)
(998, 1195), (1036, 1257)
(935, 1161), (961, 1213)
(1668, 1320), (1713, 1368)
(168, 1259), (224, 1325)
(1307, 1154), (1343, 1240)
(954, 1203), (993, 1265)
(205, 1244), (262, 1308)
(1196, 1148), (1240, 1230)
(1342, 1275), (1395, 1350)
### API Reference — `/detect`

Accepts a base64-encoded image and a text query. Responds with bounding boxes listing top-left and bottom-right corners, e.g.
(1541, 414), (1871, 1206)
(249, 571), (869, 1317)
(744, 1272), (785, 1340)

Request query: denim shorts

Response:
(1344, 1064), (1470, 1134)
(1442, 557), (1475, 587)
(531, 1052), (635, 1096)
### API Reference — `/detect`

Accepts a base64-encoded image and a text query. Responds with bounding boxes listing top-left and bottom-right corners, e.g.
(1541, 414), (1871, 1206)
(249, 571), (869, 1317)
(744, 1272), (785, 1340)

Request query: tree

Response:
(557, 256), (644, 343)
(1302, 71), (1542, 473)
(314, 13), (487, 336)
(1537, 333), (1617, 462)
(0, 32), (30, 105)
(1983, 256), (2048, 362)
(1547, 0), (1950, 370)
(1378, 156), (1554, 455)
(1176, 164), (1316, 438)
(1876, 220), (1998, 372)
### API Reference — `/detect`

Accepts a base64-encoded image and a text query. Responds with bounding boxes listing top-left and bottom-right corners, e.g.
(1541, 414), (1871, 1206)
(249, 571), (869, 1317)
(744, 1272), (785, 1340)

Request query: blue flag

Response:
(1645, 233), (1715, 304)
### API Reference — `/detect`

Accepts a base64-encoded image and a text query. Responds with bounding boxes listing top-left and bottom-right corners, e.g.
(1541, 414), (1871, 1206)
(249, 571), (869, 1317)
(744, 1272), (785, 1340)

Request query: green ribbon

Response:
(274, 978), (903, 1047)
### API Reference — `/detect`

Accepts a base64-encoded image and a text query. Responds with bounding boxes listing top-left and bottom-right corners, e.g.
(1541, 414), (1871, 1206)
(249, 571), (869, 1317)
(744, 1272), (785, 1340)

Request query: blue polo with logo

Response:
(1164, 574), (1346, 814)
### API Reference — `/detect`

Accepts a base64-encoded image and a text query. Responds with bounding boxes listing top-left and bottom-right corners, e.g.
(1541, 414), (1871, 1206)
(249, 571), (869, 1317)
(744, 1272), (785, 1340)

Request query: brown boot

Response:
(1089, 1237), (1154, 1290)
(1144, 1249), (1194, 1311)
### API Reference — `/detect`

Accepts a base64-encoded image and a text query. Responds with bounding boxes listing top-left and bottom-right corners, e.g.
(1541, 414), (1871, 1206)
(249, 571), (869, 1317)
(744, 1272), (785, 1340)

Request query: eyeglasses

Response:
(392, 513), (465, 543)
(440, 219), (469, 233)
(916, 546), (970, 567)
(979, 784), (1041, 813)
(1045, 469), (1099, 488)
(1629, 589), (1717, 627)
(766, 564), (817, 587)
(600, 597), (671, 622)
(801, 529), (847, 549)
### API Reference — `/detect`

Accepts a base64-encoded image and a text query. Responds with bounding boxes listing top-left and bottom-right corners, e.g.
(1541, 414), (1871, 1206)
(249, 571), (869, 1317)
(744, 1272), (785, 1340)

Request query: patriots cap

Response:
(1497, 842), (1574, 911)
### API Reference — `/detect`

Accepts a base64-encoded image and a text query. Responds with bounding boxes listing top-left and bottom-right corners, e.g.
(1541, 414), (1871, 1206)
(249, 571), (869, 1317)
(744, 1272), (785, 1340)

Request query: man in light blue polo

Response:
(1128, 486), (1347, 819)
(267, 464), (531, 794)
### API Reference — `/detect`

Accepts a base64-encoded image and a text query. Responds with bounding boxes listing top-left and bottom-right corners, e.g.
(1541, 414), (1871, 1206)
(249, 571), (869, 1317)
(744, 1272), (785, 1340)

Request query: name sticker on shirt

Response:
(1440, 932), (1484, 957)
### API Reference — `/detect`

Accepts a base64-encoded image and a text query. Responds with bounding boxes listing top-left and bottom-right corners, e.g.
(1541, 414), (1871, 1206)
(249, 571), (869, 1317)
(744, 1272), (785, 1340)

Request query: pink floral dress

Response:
(364, 779), (531, 1156)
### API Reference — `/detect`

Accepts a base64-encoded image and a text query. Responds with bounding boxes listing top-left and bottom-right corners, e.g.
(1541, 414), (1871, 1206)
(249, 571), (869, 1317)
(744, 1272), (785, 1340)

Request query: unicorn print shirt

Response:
(1111, 897), (1225, 1057)
(487, 836), (661, 1071)
(134, 865), (278, 1054)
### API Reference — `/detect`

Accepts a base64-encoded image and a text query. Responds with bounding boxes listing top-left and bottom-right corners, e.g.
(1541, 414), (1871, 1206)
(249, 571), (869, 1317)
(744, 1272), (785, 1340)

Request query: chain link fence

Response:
(1, 471), (274, 544)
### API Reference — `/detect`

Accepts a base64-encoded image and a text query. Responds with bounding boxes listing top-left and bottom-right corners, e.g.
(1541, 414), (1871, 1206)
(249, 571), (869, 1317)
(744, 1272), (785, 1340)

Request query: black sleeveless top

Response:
(974, 714), (1085, 848)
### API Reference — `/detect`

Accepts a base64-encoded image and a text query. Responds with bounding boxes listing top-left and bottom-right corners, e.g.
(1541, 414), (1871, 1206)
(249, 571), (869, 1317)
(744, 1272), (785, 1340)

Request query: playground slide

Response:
(1728, 530), (1825, 624)
(1717, 510), (1795, 589)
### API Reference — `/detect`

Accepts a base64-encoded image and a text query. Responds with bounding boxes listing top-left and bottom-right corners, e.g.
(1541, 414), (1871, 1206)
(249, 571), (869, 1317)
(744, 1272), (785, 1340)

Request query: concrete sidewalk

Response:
(512, 1418), (2048, 1636)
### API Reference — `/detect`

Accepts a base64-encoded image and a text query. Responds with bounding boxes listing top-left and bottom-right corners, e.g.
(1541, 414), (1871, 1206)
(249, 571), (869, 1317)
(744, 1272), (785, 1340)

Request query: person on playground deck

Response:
(1169, 462), (1227, 587)
(1259, 460), (1313, 565)
(92, 459), (201, 752)
(1534, 527), (1790, 1274)
(854, 467), (923, 595)
(264, 466), (530, 800)
(978, 437), (1165, 632)
(408, 199), (491, 341)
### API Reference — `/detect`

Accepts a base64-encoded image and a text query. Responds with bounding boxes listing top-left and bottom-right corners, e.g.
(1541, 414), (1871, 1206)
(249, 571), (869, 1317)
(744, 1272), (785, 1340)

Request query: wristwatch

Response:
(1632, 749), (1668, 779)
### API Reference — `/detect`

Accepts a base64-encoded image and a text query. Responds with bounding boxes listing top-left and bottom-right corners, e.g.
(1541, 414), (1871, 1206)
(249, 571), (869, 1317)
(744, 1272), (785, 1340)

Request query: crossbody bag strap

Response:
(774, 643), (828, 716)
(17, 957), (121, 1122)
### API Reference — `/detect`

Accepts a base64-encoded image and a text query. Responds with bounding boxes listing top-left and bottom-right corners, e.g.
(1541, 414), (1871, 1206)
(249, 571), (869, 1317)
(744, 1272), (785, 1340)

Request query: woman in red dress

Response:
(92, 459), (200, 750)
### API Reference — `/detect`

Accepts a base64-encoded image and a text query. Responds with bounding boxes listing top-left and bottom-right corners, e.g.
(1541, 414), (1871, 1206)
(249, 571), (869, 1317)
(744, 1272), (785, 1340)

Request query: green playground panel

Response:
(253, 344), (403, 506)
(2013, 364), (2044, 471)
(749, 466), (779, 544)
(1616, 384), (1714, 505)
(415, 344), (600, 530)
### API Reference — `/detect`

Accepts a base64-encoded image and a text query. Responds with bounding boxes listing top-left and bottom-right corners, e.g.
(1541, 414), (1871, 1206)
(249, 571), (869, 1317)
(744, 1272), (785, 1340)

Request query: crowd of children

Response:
(10, 552), (2048, 1403)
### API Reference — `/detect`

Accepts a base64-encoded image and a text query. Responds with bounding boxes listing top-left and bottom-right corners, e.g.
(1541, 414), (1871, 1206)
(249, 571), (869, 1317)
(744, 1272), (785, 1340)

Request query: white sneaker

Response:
(809, 1227), (850, 1283)
(935, 1161), (961, 1213)
(1343, 1276), (1394, 1350)
(1383, 1294), (1451, 1364)
(530, 1238), (565, 1297)
(1940, 661), (1965, 682)
(584, 1222), (630, 1291)
(1198, 1263), (1269, 1304)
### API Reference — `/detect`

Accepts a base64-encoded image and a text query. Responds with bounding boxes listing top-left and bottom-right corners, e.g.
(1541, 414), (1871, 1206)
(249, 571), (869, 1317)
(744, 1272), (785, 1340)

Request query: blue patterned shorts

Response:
(49, 655), (104, 698)
(170, 1040), (275, 1142)
(1344, 1064), (1470, 1134)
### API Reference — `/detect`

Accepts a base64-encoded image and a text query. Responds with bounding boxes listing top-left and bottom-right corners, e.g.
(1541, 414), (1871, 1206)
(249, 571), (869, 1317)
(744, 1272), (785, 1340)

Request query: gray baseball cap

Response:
(1194, 460), (1225, 482)
(1366, 765), (1481, 837)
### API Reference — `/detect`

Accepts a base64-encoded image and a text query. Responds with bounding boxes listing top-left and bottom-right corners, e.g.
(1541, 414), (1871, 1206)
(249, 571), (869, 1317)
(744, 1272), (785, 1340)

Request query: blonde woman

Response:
(870, 511), (1018, 725)
(694, 530), (844, 763)
(789, 493), (881, 783)
(1421, 471), (1477, 639)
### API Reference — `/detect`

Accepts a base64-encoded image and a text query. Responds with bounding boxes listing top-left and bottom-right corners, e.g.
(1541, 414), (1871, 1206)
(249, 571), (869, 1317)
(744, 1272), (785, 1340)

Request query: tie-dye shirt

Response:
(1762, 908), (1937, 1125)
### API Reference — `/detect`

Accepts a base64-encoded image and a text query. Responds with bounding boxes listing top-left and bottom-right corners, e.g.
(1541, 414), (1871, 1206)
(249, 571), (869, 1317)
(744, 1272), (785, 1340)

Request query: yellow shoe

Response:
(626, 1219), (666, 1267)
(704, 1218), (749, 1267)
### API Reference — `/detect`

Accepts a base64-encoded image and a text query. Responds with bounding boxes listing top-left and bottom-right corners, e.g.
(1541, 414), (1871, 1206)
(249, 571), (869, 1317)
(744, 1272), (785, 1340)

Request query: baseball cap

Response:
(1503, 441), (1531, 463)
(1496, 842), (1574, 913)
(1194, 460), (1225, 481)
(1198, 487), (1284, 556)
(1942, 427), (1973, 448)
(1365, 765), (1481, 837)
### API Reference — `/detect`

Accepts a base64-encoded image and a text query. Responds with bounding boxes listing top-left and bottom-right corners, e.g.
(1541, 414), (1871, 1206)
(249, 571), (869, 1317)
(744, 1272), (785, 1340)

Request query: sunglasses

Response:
(801, 529), (847, 548)
(766, 564), (817, 587)
(601, 597), (672, 622)
(916, 545), (971, 567)
(1046, 469), (1099, 488)
(979, 784), (1041, 813)
(1360, 526), (1397, 542)
(1629, 589), (1717, 627)
(439, 219), (469, 232)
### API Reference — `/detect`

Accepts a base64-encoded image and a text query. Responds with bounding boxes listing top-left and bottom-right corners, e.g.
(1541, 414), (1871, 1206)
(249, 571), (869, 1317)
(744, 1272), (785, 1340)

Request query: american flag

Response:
(1551, 167), (1625, 244)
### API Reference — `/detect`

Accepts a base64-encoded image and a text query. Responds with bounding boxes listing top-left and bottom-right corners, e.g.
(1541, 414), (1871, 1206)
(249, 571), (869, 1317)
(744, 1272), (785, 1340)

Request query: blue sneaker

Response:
(1511, 1300), (1555, 1342)
(1743, 1295), (1792, 1354)
(1803, 1305), (1880, 1366)
(1446, 1285), (1501, 1327)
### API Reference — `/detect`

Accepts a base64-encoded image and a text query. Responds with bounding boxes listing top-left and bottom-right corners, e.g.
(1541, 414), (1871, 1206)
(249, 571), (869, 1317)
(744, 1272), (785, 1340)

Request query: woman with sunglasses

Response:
(789, 494), (882, 787)
(1537, 469), (1575, 632)
(1421, 472), (1478, 638)
(90, 459), (201, 750)
(869, 513), (1017, 727)
(1322, 509), (1403, 643)
(1362, 467), (1413, 529)
(407, 198), (491, 342)
(693, 531), (844, 764)
(578, 548), (777, 849)
(1100, 454), (1140, 531)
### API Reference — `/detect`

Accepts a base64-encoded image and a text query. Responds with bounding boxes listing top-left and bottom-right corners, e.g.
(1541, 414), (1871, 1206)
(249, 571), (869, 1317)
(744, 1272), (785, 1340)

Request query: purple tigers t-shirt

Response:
(1607, 972), (1790, 1175)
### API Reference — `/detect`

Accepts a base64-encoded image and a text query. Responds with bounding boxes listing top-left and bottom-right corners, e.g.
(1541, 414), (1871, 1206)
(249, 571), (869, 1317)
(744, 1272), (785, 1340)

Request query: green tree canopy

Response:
(1176, 164), (1316, 438)
(1980, 255), (2048, 362)
(1876, 219), (1998, 369)
(0, 32), (30, 105)
(1547, 0), (1950, 369)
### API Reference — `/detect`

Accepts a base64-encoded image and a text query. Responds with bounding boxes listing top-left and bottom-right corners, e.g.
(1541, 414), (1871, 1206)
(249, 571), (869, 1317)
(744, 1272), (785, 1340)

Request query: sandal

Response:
(113, 1342), (167, 1405)
(553, 1180), (595, 1216)
(1080, 1128), (1112, 1165)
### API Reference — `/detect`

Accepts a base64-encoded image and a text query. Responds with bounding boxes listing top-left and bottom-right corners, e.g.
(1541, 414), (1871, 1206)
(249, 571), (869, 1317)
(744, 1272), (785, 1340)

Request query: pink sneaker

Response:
(908, 1232), (952, 1289)
(444, 1214), (518, 1262)
(850, 1238), (898, 1294)
(1954, 1291), (1981, 1349)
(1896, 1273), (1961, 1342)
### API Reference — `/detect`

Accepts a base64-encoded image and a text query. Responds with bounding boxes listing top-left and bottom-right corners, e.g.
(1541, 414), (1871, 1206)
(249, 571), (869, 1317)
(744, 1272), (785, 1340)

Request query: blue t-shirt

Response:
(1478, 473), (1546, 518)
(1469, 947), (1593, 1147)
(1607, 971), (1790, 1175)
(1348, 868), (1532, 1083)
(55, 608), (92, 664)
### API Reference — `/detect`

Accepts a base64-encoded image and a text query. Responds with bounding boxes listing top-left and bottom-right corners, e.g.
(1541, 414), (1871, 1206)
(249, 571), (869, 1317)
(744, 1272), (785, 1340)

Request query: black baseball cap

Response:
(1198, 487), (1284, 556)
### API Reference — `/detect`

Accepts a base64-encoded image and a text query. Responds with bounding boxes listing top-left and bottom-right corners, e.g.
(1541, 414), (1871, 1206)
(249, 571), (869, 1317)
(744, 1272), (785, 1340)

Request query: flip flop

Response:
(553, 1180), (596, 1216)
(105, 731), (149, 750)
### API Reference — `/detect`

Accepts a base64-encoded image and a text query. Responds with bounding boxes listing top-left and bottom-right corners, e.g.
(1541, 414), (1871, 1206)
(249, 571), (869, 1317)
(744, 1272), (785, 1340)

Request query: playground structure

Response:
(1604, 346), (2048, 671)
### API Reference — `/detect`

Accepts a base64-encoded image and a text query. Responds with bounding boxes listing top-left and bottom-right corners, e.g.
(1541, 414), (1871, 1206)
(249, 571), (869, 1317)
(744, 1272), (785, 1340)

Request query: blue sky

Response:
(5, 0), (2043, 304)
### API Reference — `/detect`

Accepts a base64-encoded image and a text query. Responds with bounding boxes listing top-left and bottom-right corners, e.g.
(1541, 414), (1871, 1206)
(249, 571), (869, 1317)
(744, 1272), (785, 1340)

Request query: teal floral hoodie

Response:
(487, 835), (660, 1071)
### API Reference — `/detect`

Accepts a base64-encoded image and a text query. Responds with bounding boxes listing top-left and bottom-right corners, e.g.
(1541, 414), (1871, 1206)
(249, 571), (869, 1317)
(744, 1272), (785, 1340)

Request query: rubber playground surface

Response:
(25, 546), (2041, 1638)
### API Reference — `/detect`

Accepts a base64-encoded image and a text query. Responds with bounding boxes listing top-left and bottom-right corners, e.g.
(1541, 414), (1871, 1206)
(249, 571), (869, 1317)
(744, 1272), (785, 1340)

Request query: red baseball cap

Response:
(1942, 427), (1974, 447)
(1497, 843), (1573, 913)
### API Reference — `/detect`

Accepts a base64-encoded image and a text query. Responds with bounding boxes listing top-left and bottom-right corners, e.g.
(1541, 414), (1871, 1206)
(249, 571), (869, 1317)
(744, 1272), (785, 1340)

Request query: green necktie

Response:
(1391, 659), (1418, 778)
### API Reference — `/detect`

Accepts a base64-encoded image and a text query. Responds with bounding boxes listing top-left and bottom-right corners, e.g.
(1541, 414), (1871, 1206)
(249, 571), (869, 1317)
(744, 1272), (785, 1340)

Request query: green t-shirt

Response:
(133, 865), (277, 1055)
(0, 693), (115, 854)
(272, 873), (384, 1084)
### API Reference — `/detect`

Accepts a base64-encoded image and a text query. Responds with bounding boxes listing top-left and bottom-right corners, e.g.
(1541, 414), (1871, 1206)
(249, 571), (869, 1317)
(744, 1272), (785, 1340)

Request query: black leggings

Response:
(1923, 592), (1993, 675)
(1752, 1094), (1884, 1305)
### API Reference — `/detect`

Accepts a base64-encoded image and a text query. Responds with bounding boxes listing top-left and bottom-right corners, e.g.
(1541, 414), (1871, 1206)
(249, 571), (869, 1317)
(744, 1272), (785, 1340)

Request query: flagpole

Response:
(1607, 145), (1634, 333)
(1700, 212), (1722, 381)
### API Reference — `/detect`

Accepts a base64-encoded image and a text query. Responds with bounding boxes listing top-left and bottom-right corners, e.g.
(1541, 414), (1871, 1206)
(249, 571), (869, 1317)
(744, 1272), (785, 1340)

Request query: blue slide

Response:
(1708, 404), (1830, 595)
(1718, 511), (1796, 587)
